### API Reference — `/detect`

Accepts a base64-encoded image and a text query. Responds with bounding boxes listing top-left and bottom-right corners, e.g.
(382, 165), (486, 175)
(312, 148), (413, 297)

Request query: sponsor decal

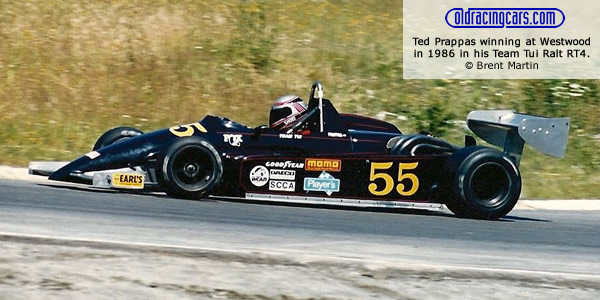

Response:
(249, 165), (269, 187)
(85, 151), (101, 160)
(112, 173), (145, 189)
(265, 161), (304, 169)
(303, 171), (340, 196)
(223, 134), (243, 147)
(284, 116), (296, 125)
(327, 132), (347, 138)
(269, 180), (296, 192)
(279, 133), (303, 140)
(269, 169), (295, 181)
(305, 158), (342, 172)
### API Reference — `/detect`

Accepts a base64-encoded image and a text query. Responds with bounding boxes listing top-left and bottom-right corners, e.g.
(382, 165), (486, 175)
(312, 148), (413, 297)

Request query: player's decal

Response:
(304, 171), (340, 196)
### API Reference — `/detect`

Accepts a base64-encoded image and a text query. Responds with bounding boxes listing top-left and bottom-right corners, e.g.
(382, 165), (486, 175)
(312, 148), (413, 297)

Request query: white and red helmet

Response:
(269, 95), (307, 130)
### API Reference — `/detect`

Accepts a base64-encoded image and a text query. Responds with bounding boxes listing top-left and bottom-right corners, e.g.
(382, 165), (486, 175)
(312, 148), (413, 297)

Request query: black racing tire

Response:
(93, 127), (144, 150)
(159, 137), (223, 200)
(443, 146), (521, 220)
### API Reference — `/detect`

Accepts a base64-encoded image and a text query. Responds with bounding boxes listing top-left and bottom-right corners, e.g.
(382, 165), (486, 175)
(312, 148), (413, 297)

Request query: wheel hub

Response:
(184, 163), (200, 178)
(471, 162), (510, 207)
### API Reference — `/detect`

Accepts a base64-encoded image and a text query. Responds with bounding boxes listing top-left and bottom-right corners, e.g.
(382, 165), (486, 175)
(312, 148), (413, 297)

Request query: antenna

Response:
(318, 85), (324, 133)
(309, 81), (324, 133)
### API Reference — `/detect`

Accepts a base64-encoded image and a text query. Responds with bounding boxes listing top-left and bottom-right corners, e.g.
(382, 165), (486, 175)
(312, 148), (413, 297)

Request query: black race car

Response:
(31, 81), (570, 219)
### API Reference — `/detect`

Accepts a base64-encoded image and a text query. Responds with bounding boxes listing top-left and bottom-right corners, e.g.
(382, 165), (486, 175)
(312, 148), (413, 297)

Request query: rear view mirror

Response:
(252, 125), (269, 140)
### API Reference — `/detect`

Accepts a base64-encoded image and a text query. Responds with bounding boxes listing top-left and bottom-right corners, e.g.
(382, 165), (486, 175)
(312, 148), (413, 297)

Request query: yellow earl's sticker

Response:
(111, 173), (145, 189)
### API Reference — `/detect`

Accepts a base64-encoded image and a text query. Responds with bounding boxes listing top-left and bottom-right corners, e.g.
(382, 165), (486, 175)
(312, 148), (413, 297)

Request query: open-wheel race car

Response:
(30, 81), (570, 219)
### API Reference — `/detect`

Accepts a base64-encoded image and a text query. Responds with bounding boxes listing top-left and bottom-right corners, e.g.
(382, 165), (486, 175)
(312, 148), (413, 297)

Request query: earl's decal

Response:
(112, 173), (145, 189)
(304, 158), (341, 172)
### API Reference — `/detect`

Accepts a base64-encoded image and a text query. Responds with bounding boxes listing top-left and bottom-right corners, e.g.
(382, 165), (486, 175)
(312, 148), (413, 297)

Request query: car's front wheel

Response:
(159, 137), (223, 200)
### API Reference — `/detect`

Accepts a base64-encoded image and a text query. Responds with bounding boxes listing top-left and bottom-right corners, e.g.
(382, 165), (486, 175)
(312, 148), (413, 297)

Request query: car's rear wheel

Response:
(93, 127), (143, 150)
(443, 146), (521, 220)
(159, 137), (223, 200)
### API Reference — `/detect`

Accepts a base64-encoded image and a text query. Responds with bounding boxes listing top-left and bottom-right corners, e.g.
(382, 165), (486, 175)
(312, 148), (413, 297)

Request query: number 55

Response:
(368, 162), (419, 197)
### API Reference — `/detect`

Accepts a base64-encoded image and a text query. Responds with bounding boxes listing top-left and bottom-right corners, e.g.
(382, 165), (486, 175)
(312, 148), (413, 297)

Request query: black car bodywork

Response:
(44, 81), (570, 219)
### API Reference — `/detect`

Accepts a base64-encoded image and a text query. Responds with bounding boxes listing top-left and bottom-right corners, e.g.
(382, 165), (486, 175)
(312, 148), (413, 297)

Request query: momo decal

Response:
(223, 134), (243, 147)
(303, 171), (340, 196)
(305, 158), (342, 172)
(265, 161), (304, 169)
(249, 165), (269, 187)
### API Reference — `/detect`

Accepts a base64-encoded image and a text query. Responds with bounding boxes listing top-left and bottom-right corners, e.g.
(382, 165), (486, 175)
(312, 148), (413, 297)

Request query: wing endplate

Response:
(467, 110), (570, 165)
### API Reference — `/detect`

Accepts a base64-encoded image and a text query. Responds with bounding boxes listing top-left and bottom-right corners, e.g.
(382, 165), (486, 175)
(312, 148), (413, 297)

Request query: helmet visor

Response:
(269, 107), (293, 127)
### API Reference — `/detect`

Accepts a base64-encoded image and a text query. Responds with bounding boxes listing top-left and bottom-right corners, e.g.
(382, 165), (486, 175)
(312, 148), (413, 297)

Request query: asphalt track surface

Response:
(1, 179), (599, 279)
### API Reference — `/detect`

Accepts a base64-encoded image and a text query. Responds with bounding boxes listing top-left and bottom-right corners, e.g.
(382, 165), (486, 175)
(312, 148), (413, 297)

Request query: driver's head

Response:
(269, 95), (307, 130)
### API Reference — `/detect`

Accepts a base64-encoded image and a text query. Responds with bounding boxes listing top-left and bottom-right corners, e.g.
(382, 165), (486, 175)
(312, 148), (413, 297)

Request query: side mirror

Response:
(252, 125), (269, 140)
(465, 135), (477, 147)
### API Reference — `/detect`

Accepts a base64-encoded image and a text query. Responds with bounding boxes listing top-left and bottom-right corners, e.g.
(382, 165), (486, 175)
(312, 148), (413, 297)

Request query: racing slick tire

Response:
(443, 146), (521, 220)
(158, 136), (223, 200)
(93, 127), (144, 150)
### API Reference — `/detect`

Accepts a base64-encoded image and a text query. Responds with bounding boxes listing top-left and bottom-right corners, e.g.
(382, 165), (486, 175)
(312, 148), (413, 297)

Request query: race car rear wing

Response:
(467, 110), (570, 166)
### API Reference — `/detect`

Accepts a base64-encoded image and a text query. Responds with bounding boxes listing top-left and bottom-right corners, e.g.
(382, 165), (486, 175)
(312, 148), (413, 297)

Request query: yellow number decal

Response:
(368, 162), (394, 196)
(368, 162), (420, 197)
(169, 123), (207, 137)
(396, 162), (419, 196)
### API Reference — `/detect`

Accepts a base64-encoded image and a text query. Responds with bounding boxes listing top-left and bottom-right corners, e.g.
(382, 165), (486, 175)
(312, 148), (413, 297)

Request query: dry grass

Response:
(0, 0), (598, 198)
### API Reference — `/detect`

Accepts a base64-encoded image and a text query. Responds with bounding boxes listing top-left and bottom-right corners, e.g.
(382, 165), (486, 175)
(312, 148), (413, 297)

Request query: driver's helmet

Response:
(269, 95), (307, 130)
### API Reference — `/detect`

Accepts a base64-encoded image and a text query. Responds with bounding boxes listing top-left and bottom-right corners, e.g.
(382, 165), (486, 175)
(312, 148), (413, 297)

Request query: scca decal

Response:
(305, 158), (342, 172)
(269, 180), (295, 192)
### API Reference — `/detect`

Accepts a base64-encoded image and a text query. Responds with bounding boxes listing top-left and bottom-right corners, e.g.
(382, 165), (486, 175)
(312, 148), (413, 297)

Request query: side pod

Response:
(467, 110), (570, 166)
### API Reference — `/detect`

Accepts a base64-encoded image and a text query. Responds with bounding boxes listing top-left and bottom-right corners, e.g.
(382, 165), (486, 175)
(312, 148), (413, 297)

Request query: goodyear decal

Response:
(265, 161), (304, 169)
